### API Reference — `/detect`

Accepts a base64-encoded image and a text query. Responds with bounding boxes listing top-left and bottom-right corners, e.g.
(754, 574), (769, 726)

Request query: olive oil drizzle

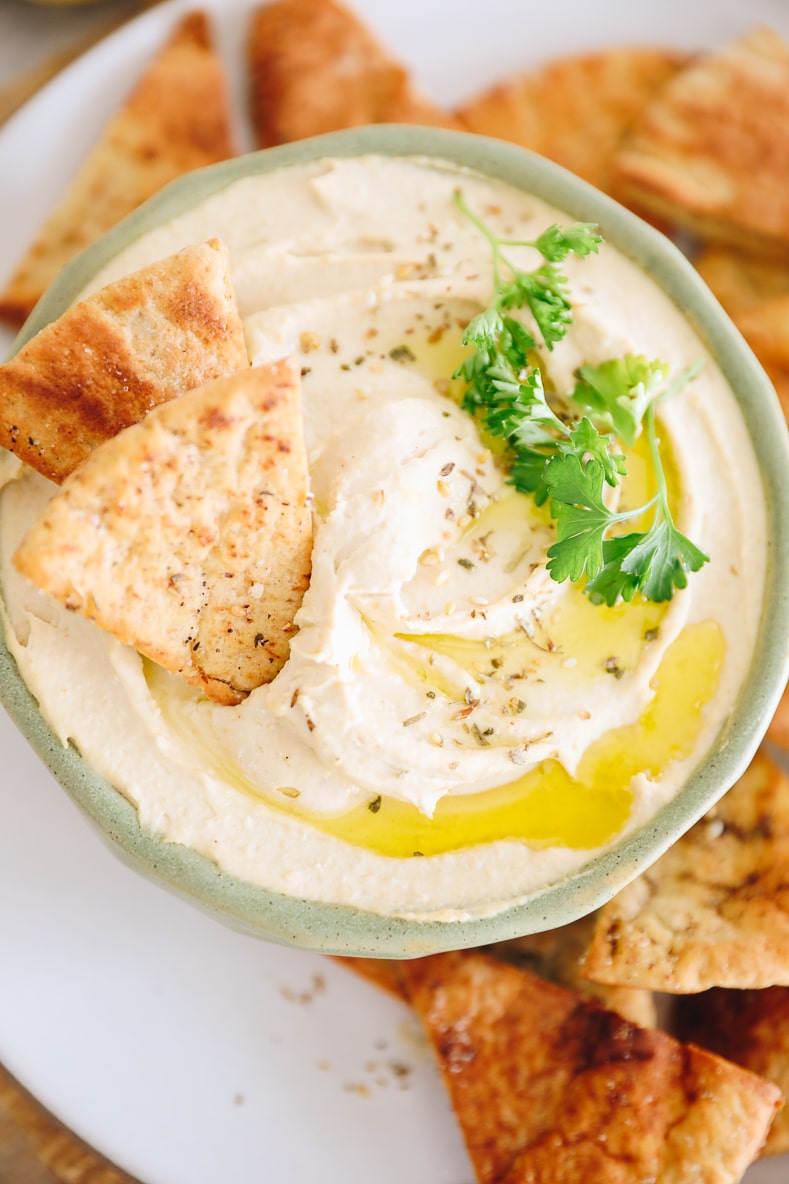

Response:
(145, 620), (724, 860)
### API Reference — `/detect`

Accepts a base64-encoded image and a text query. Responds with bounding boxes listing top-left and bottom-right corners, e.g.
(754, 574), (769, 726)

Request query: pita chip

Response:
(334, 958), (408, 1001)
(767, 684), (789, 750)
(491, 911), (656, 1028)
(0, 11), (234, 329)
(613, 28), (789, 255)
(584, 751), (789, 993)
(694, 247), (789, 422)
(334, 912), (656, 1023)
(14, 359), (312, 705)
(728, 297), (789, 422)
(404, 951), (779, 1184)
(0, 239), (248, 485)
(695, 246), (789, 317)
(677, 986), (789, 1156)
(247, 0), (459, 148)
(458, 48), (687, 195)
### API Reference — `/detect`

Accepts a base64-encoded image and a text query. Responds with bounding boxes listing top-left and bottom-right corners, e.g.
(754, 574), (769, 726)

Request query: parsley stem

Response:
(454, 190), (540, 302)
(644, 404), (668, 505)
(655, 358), (706, 408)
(454, 190), (503, 291)
(454, 189), (499, 249)
(611, 493), (661, 527)
(645, 361), (704, 528)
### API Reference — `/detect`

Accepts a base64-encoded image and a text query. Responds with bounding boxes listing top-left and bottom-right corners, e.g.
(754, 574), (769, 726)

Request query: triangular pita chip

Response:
(613, 28), (789, 254)
(458, 47), (687, 195)
(14, 359), (312, 705)
(677, 986), (789, 1157)
(584, 751), (789, 992)
(0, 238), (249, 484)
(491, 911), (656, 1028)
(404, 951), (779, 1184)
(247, 0), (459, 148)
(0, 11), (235, 328)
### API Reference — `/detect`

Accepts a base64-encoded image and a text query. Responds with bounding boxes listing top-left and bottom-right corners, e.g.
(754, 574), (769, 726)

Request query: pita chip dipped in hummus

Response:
(0, 238), (248, 484)
(14, 359), (312, 705)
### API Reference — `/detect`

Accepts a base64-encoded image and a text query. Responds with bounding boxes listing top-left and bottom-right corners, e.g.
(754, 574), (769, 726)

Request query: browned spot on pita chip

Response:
(677, 986), (789, 1156)
(613, 28), (789, 255)
(492, 911), (656, 1028)
(0, 239), (248, 485)
(458, 48), (687, 195)
(333, 957), (408, 1001)
(247, 0), (459, 148)
(14, 359), (312, 705)
(404, 950), (779, 1184)
(0, 11), (235, 329)
(584, 751), (789, 993)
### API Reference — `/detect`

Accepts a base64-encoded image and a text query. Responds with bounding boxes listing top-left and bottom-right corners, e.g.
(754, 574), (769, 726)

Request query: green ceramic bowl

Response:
(2, 127), (788, 956)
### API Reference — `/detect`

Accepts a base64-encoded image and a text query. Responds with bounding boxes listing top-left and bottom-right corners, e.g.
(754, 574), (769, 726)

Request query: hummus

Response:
(0, 156), (767, 920)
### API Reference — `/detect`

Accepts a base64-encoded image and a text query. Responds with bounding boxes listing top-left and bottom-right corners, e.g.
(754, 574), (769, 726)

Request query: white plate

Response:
(1, 2), (787, 1181)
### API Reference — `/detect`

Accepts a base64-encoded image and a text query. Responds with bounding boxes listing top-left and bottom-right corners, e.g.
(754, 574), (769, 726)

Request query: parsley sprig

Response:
(453, 192), (709, 605)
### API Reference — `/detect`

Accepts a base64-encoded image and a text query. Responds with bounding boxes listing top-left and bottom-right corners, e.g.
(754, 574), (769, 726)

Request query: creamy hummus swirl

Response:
(0, 157), (767, 918)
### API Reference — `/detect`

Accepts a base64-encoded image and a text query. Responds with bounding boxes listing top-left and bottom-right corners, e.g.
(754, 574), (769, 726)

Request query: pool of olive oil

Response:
(147, 620), (724, 859)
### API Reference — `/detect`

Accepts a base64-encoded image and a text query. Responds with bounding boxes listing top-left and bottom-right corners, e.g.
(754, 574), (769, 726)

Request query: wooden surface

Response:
(0, 10), (161, 1182)
(0, 1067), (136, 1183)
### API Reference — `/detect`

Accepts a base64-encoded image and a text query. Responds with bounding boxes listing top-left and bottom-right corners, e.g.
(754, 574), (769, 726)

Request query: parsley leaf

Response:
(585, 523), (709, 606)
(571, 355), (669, 446)
(566, 417), (626, 487)
(533, 223), (603, 263)
(464, 307), (505, 352)
(499, 265), (573, 351)
(543, 455), (614, 582)
(582, 534), (645, 605)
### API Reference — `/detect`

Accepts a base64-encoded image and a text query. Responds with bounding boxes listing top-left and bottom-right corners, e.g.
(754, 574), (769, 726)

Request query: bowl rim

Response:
(2, 124), (789, 956)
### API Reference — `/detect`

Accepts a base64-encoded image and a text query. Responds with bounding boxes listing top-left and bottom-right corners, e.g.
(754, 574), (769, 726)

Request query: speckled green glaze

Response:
(2, 127), (788, 957)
